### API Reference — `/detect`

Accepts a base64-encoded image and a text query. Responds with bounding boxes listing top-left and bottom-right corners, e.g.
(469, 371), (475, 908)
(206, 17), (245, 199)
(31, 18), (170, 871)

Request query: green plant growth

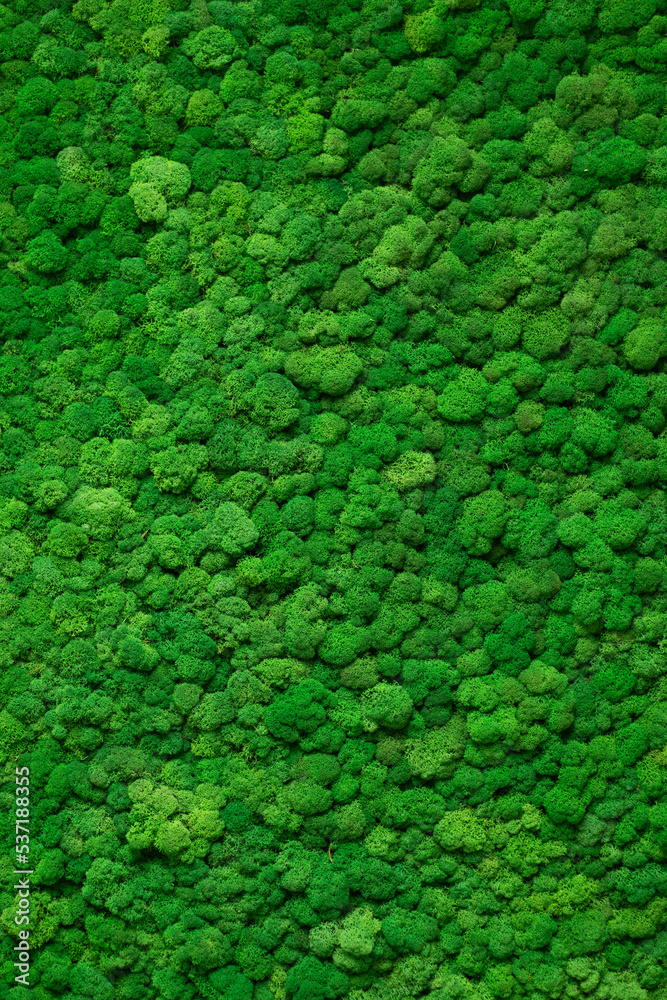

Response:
(1, 1), (667, 999)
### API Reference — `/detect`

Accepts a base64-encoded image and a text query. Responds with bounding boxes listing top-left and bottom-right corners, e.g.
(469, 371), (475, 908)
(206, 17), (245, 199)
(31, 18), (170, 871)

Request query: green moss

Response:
(3, 4), (667, 997)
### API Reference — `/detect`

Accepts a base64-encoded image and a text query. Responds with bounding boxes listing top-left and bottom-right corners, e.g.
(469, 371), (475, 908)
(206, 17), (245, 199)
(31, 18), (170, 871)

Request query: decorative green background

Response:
(2, 0), (667, 998)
